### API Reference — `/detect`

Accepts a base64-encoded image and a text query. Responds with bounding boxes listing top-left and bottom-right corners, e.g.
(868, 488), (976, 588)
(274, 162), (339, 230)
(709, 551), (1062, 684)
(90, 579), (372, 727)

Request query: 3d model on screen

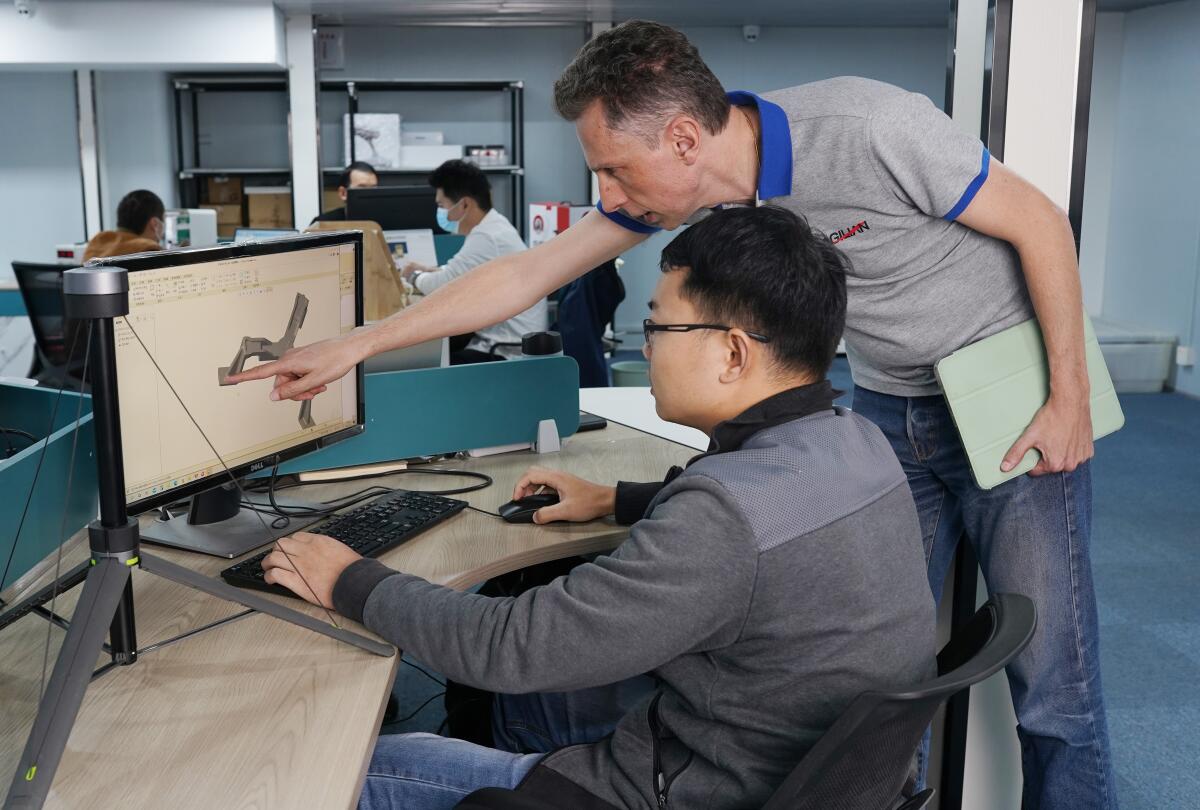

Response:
(218, 292), (315, 429)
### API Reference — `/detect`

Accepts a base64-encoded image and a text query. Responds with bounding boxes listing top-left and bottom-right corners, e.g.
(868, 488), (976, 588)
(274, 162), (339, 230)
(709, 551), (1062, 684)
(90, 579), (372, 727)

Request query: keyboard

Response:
(220, 489), (467, 598)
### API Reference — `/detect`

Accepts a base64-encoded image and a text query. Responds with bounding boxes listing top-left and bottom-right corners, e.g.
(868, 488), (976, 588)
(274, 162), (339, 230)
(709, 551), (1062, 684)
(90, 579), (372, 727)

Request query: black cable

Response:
(390, 691), (447, 725)
(243, 467), (495, 529)
(466, 505), (502, 519)
(401, 657), (446, 688)
(1, 427), (38, 458)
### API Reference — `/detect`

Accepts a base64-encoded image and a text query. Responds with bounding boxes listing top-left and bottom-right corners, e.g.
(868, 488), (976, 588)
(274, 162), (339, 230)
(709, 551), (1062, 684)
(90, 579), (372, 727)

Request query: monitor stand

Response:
(140, 480), (323, 558)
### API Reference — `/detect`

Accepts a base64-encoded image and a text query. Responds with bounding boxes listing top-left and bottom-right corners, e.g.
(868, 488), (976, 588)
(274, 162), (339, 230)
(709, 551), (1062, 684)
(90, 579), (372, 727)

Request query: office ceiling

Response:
(137, 0), (1190, 28)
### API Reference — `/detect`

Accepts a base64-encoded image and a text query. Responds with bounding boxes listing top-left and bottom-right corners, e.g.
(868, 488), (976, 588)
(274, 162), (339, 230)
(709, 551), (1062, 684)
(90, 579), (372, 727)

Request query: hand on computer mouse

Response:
(512, 466), (616, 524)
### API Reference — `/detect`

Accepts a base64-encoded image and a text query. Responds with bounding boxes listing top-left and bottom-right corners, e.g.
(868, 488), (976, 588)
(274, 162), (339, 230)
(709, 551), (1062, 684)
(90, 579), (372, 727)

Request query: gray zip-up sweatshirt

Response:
(334, 393), (935, 809)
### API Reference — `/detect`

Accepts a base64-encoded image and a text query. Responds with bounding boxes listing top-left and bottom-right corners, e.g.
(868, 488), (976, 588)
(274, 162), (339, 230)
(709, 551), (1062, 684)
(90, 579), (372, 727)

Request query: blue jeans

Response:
(852, 386), (1117, 810)
(358, 676), (656, 809)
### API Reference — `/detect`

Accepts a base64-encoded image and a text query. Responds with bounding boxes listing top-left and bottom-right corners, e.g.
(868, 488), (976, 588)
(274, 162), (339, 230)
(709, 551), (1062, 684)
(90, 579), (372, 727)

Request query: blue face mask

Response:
(436, 204), (460, 235)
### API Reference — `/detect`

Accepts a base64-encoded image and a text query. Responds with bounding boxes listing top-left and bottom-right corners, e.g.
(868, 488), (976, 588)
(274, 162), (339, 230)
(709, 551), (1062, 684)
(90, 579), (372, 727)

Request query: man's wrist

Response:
(596, 486), (617, 517)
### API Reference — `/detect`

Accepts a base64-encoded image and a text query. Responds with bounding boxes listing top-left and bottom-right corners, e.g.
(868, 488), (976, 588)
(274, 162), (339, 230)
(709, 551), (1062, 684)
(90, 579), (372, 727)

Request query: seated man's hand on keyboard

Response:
(262, 532), (362, 609)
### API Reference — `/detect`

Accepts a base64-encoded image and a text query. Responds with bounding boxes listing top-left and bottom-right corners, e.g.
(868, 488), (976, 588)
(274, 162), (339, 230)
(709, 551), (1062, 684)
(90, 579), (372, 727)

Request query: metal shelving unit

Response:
(172, 75), (292, 209)
(172, 75), (527, 231)
(323, 78), (526, 232)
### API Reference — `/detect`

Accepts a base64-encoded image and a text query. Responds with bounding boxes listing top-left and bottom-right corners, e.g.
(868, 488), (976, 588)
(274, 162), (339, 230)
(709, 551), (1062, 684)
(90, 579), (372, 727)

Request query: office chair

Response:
(11, 260), (89, 390)
(453, 593), (1037, 810)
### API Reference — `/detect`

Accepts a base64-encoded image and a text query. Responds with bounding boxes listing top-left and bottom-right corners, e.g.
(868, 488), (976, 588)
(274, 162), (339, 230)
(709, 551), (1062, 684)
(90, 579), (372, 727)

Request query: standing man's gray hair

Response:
(553, 20), (731, 144)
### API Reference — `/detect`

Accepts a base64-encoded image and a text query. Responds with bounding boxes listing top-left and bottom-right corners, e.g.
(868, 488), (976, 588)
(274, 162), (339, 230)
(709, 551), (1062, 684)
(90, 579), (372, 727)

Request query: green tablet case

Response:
(934, 315), (1125, 490)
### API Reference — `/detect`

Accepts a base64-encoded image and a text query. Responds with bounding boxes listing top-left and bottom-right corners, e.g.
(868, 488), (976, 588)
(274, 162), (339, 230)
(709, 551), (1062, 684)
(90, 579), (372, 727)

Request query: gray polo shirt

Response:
(600, 77), (1035, 397)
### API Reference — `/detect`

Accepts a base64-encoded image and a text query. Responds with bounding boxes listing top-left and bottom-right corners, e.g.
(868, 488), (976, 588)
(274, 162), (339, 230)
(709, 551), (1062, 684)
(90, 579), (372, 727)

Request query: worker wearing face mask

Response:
(83, 189), (166, 262)
(401, 159), (548, 364)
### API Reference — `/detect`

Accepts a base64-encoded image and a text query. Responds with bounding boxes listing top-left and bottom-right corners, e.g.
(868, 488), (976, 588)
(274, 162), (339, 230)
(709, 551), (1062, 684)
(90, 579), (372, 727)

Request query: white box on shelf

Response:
(402, 131), (444, 146)
(398, 144), (463, 169)
(528, 202), (590, 247)
(343, 113), (402, 169)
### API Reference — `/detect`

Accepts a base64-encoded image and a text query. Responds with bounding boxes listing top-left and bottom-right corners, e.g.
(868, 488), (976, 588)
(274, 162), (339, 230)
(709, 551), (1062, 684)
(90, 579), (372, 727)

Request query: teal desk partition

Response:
(0, 384), (98, 591)
(275, 355), (580, 475)
(0, 287), (26, 317)
(433, 235), (466, 265)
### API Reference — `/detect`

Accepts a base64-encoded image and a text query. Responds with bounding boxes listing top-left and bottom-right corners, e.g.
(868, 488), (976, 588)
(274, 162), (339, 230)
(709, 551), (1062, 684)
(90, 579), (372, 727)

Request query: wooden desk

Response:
(0, 422), (692, 809)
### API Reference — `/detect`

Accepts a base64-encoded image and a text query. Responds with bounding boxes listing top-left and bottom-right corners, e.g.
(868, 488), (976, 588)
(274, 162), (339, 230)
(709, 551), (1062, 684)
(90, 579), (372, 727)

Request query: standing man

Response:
(229, 21), (1115, 807)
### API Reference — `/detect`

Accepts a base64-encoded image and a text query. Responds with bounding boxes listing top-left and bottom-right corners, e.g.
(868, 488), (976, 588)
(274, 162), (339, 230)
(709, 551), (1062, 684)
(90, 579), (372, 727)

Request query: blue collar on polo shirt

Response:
(595, 90), (794, 235)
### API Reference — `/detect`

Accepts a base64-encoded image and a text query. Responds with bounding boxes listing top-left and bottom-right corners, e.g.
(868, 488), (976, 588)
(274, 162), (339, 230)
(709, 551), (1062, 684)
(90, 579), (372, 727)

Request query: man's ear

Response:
(719, 329), (754, 384)
(667, 115), (702, 166)
(338, 185), (349, 202)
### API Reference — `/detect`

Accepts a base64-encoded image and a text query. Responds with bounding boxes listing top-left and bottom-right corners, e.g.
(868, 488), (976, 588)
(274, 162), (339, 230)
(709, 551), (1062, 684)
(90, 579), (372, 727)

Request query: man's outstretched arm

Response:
(226, 211), (648, 401)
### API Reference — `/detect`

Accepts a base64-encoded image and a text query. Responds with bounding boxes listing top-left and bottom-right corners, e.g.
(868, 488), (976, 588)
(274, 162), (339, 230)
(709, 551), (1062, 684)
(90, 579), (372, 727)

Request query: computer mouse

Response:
(498, 492), (561, 524)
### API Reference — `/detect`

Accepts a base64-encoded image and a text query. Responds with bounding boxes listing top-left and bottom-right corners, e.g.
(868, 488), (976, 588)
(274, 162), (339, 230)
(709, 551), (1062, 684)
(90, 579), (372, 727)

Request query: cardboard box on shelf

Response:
(246, 186), (293, 228)
(206, 175), (243, 204)
(343, 113), (402, 170)
(322, 188), (343, 214)
(218, 224), (239, 239)
(199, 203), (241, 226)
(528, 202), (591, 247)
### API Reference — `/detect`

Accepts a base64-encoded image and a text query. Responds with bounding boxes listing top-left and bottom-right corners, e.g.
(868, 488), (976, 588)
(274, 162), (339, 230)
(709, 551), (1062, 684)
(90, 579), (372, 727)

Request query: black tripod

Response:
(4, 267), (392, 809)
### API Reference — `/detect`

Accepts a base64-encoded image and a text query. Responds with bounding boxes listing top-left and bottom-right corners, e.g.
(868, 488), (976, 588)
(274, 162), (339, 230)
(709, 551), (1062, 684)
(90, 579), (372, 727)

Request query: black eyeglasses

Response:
(642, 319), (771, 344)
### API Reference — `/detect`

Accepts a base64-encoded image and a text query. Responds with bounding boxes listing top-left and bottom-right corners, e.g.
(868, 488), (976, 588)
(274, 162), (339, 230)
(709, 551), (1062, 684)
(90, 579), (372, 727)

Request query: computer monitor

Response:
(234, 227), (300, 243)
(86, 232), (365, 557)
(346, 185), (446, 233)
(11, 260), (88, 388)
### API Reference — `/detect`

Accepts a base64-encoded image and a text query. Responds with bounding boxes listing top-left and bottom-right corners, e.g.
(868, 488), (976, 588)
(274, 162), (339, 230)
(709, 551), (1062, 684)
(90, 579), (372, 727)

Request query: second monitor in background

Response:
(347, 185), (445, 233)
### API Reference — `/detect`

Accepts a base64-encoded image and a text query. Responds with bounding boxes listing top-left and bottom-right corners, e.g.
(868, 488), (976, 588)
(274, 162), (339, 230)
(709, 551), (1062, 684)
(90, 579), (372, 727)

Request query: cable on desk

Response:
(240, 467), (495, 530)
(466, 505), (502, 519)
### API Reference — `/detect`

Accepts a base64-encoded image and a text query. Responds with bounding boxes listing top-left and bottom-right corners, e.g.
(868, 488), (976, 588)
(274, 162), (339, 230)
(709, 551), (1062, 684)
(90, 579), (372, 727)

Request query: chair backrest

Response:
(305, 220), (408, 320)
(761, 593), (1036, 810)
(12, 261), (90, 384)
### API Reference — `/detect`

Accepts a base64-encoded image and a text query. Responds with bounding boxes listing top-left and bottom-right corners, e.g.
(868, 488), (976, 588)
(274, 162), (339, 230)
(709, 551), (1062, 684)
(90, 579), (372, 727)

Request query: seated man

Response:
(83, 189), (165, 261)
(263, 205), (936, 810)
(312, 160), (379, 223)
(400, 159), (548, 364)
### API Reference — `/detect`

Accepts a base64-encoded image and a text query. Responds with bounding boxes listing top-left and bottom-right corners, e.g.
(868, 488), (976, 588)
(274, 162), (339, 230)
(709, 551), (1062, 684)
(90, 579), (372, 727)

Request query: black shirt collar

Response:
(704, 380), (838, 457)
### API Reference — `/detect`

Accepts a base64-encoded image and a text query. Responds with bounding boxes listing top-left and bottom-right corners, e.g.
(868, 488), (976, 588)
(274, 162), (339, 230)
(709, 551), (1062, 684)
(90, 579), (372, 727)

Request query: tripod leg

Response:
(138, 552), (393, 657)
(5, 558), (131, 809)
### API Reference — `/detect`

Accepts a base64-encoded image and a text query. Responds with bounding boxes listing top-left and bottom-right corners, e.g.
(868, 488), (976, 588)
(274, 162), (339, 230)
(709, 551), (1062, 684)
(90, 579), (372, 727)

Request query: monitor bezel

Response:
(87, 230), (367, 516)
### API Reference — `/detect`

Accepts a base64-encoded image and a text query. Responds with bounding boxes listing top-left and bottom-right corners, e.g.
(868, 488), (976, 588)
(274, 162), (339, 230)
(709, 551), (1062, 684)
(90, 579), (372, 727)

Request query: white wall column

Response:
(285, 15), (321, 229)
(75, 70), (103, 237)
(1003, 0), (1085, 209)
(958, 2), (1090, 808)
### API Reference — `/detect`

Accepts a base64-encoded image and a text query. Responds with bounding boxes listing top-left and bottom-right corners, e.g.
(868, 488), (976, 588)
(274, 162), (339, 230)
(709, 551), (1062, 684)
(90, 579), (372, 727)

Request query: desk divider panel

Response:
(0, 383), (98, 591)
(274, 355), (580, 475)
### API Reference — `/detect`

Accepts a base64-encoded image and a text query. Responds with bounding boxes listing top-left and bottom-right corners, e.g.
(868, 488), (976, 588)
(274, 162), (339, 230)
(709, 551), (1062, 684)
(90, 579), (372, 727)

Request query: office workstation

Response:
(2, 2), (1198, 809)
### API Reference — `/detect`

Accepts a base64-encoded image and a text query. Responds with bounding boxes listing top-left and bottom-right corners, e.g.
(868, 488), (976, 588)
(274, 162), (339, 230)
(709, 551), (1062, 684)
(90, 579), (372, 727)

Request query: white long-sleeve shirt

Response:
(413, 208), (548, 358)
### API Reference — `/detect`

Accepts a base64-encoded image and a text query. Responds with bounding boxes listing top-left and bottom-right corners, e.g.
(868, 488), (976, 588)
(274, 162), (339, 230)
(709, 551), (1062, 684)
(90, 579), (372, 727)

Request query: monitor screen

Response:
(90, 233), (365, 513)
(346, 185), (445, 233)
(233, 228), (300, 243)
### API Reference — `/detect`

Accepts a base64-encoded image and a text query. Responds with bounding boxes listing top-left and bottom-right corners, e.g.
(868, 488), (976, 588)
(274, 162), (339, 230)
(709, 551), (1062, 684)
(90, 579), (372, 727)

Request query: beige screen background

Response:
(115, 243), (357, 502)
